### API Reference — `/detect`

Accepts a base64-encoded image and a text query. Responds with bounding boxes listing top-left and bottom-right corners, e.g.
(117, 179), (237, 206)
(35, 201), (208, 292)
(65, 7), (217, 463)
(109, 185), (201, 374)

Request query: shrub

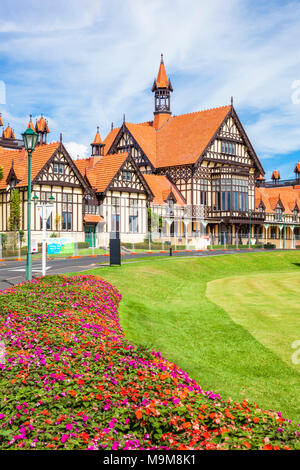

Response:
(77, 241), (90, 249)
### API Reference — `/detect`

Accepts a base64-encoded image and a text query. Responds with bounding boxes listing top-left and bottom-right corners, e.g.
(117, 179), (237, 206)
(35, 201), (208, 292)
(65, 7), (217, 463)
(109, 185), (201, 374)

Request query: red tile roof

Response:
(75, 153), (128, 193)
(271, 170), (280, 180)
(0, 114), (3, 127)
(103, 106), (232, 168)
(143, 174), (185, 206)
(84, 214), (104, 223)
(92, 127), (103, 145)
(155, 57), (170, 89)
(0, 142), (60, 190)
(36, 116), (50, 133)
(255, 186), (300, 215)
(294, 163), (300, 174)
(2, 125), (15, 139)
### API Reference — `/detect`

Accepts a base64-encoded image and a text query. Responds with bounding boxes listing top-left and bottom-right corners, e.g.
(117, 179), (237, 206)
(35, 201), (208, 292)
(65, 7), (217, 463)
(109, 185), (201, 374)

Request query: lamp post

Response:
(34, 193), (55, 276)
(22, 126), (38, 281)
(249, 209), (252, 248)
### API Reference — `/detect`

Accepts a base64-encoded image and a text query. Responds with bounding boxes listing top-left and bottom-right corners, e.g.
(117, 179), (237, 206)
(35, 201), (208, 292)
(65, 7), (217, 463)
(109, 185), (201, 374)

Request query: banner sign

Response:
(47, 238), (74, 255)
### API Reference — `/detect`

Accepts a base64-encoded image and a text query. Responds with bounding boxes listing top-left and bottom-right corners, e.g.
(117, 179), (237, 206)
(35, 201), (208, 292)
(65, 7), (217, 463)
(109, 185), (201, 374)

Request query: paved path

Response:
(0, 248), (276, 291)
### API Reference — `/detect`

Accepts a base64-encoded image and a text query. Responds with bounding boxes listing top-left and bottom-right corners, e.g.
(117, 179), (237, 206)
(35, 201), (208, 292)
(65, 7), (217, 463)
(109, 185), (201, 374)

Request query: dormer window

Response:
(293, 209), (298, 222)
(221, 141), (236, 155)
(167, 198), (174, 216)
(275, 207), (283, 221)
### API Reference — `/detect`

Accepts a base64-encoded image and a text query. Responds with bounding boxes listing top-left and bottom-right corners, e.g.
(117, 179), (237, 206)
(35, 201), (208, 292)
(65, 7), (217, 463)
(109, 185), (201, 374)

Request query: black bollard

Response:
(169, 247), (173, 256)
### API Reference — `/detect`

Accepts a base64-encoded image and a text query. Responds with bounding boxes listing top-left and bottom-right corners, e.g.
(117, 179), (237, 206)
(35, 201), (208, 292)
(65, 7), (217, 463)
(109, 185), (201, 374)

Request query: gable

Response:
(202, 109), (264, 175)
(33, 145), (88, 190)
(108, 124), (155, 171)
(108, 156), (153, 197)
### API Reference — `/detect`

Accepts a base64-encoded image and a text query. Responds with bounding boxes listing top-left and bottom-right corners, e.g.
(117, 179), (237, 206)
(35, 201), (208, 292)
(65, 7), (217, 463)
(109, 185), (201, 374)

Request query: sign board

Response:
(47, 238), (74, 255)
(195, 236), (210, 250)
(31, 239), (38, 253)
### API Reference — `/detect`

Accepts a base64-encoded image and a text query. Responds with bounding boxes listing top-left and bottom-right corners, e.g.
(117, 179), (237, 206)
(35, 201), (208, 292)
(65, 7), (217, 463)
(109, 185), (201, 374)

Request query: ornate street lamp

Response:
(22, 125), (38, 281)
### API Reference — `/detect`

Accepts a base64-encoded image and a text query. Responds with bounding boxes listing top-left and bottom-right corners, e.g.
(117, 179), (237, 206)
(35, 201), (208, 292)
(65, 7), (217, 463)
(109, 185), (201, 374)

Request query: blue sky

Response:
(1, 0), (300, 179)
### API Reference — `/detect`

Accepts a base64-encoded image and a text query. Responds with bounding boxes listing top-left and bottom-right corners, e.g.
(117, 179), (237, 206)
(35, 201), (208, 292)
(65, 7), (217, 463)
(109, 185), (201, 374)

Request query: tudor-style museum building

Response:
(0, 56), (299, 249)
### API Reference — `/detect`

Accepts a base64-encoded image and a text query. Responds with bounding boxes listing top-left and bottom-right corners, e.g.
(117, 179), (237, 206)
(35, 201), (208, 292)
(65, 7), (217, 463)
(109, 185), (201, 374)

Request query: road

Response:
(0, 248), (275, 291)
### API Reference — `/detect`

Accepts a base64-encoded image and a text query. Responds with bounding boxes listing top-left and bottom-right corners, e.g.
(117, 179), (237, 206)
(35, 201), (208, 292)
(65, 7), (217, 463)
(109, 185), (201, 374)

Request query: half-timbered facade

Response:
(75, 132), (153, 246)
(0, 137), (90, 243)
(93, 55), (299, 248)
(0, 56), (299, 249)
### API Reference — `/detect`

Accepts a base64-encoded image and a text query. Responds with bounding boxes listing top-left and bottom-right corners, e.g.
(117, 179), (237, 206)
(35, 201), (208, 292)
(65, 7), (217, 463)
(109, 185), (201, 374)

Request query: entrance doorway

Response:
(85, 224), (96, 247)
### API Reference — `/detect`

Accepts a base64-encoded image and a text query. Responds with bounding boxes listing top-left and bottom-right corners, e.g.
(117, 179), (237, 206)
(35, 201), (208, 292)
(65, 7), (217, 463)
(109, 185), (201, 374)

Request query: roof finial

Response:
(161, 53), (164, 64)
(29, 114), (32, 122)
(231, 96), (233, 106)
(60, 133), (62, 143)
(111, 122), (114, 130)
(123, 113), (125, 123)
(97, 125), (99, 133)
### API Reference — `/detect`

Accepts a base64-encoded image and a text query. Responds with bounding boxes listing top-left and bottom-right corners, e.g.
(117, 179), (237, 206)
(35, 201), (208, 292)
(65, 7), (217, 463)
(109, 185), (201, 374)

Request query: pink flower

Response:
(61, 434), (69, 443)
(112, 442), (119, 450)
(66, 423), (73, 431)
(0, 414), (5, 419)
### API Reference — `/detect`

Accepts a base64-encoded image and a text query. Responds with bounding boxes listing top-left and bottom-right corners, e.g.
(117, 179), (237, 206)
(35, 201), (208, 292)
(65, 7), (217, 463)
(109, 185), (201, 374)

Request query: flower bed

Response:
(0, 275), (298, 450)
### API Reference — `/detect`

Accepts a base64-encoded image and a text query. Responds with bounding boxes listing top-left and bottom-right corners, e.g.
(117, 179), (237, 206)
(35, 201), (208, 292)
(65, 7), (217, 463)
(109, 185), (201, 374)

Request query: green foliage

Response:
(8, 189), (21, 232)
(18, 230), (24, 244)
(0, 233), (8, 247)
(77, 241), (90, 249)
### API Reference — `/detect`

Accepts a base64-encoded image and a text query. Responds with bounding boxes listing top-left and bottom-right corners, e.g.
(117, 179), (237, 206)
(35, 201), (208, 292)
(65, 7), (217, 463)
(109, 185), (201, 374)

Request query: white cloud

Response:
(64, 142), (89, 160)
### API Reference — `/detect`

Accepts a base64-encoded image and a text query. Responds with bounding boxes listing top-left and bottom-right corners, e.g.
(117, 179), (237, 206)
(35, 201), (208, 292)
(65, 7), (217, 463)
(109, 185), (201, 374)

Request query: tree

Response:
(9, 189), (21, 232)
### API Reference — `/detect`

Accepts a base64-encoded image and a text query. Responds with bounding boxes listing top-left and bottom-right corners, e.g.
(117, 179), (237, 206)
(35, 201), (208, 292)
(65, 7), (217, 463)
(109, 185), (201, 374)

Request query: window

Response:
(221, 141), (236, 155)
(129, 199), (138, 232)
(62, 193), (72, 230)
(293, 209), (298, 222)
(200, 178), (208, 205)
(62, 212), (72, 230)
(275, 207), (282, 221)
(53, 163), (64, 174)
(212, 178), (248, 211)
(166, 199), (174, 216)
(122, 171), (132, 182)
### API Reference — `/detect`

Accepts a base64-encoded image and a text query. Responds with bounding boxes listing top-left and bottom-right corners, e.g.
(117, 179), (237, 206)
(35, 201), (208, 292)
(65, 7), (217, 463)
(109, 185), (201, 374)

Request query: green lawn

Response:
(206, 272), (300, 368)
(69, 251), (300, 422)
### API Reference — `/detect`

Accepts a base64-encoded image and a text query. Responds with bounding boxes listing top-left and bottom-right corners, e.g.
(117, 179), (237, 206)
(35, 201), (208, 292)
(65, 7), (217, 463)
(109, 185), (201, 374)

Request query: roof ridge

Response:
(170, 105), (231, 120)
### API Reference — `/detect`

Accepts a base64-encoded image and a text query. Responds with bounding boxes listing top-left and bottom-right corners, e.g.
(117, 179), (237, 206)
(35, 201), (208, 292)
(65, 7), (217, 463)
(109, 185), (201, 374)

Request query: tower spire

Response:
(91, 126), (105, 156)
(152, 54), (173, 130)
